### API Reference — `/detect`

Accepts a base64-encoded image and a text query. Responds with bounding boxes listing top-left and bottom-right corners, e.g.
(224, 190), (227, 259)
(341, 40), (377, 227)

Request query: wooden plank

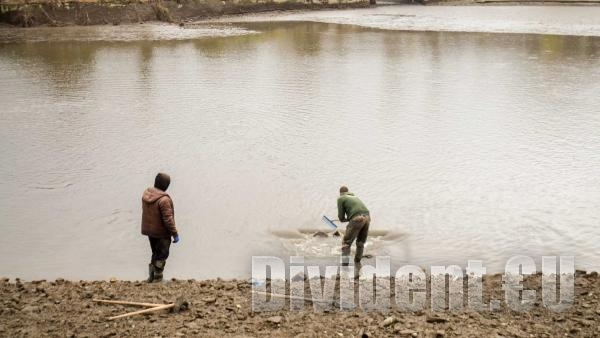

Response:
(93, 299), (164, 308)
(108, 303), (174, 320)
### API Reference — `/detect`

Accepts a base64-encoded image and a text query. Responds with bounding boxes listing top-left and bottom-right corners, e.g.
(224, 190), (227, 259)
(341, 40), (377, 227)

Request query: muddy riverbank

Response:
(3, 0), (599, 28)
(0, 0), (371, 27)
(1, 272), (598, 337)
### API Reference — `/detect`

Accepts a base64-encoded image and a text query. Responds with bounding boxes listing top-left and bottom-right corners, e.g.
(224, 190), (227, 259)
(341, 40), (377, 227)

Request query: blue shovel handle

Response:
(321, 215), (338, 230)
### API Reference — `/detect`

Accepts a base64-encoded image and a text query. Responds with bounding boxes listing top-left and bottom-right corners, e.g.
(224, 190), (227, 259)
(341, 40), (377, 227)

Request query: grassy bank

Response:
(1, 272), (599, 337)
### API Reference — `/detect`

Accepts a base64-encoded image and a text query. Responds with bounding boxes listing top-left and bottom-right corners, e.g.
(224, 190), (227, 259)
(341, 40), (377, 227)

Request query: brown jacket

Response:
(141, 187), (178, 238)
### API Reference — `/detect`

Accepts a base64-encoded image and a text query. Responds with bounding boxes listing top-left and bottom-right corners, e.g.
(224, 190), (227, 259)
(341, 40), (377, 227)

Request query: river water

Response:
(1, 6), (600, 280)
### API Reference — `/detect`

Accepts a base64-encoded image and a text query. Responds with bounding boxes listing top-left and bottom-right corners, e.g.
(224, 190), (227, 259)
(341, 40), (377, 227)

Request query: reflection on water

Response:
(1, 22), (599, 280)
(0, 23), (255, 43)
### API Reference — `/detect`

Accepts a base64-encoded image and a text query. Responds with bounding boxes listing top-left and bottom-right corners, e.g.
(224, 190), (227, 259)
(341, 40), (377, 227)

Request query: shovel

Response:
(321, 215), (339, 230)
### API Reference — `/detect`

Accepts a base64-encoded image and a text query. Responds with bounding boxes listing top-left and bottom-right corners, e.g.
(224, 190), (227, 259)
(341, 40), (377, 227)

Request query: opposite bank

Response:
(0, 0), (373, 27)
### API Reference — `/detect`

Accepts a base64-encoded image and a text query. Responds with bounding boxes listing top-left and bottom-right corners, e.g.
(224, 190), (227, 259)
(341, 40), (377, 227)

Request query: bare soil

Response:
(0, 271), (599, 337)
(0, 0), (370, 27)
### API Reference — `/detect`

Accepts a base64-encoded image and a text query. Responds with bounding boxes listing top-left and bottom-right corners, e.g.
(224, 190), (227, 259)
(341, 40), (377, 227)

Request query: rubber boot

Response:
(146, 263), (155, 283)
(354, 261), (363, 279)
(341, 243), (351, 266)
(153, 260), (165, 283)
(354, 242), (365, 263)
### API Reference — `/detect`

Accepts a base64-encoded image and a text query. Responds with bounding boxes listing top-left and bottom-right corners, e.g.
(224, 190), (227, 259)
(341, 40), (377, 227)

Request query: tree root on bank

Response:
(15, 7), (33, 27)
(152, 2), (173, 22)
(39, 6), (65, 26)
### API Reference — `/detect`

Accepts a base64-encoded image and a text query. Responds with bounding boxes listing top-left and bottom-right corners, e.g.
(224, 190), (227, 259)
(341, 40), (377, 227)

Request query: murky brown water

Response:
(1, 18), (599, 280)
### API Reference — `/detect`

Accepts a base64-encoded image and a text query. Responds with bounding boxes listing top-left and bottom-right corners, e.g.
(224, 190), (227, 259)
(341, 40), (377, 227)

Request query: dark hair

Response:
(339, 186), (349, 193)
(154, 173), (171, 191)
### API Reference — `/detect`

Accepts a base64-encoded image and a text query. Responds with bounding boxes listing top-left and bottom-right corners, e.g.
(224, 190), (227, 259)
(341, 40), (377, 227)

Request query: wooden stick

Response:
(108, 303), (174, 320)
(252, 290), (334, 304)
(93, 299), (164, 308)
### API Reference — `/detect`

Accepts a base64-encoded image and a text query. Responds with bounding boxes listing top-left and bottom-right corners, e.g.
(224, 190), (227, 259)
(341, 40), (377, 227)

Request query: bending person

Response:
(337, 186), (370, 266)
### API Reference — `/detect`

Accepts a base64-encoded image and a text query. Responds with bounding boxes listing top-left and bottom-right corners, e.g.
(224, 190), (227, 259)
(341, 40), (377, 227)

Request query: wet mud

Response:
(1, 271), (599, 337)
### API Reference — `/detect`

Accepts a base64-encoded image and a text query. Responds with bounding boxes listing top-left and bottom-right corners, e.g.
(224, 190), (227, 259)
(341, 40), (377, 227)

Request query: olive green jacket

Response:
(337, 192), (369, 222)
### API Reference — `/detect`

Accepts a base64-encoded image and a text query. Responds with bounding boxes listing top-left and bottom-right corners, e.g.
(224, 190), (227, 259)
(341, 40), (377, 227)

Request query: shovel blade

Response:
(321, 215), (337, 230)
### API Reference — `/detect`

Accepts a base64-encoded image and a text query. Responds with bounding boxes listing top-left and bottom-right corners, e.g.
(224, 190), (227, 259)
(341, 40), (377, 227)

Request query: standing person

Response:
(141, 173), (180, 283)
(337, 186), (370, 266)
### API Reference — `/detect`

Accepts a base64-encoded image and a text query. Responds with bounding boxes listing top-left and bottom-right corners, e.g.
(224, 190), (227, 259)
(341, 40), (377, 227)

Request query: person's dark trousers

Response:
(148, 236), (171, 282)
(341, 214), (371, 266)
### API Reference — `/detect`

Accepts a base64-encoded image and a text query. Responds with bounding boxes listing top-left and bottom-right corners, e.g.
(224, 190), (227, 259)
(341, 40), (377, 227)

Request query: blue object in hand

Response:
(173, 234), (180, 243)
(321, 215), (338, 230)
